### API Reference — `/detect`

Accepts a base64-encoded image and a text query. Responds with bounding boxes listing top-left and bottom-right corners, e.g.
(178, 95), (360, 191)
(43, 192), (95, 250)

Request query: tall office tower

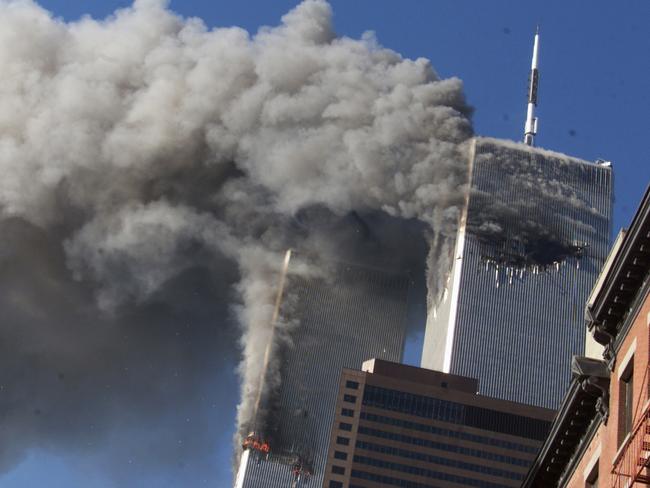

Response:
(324, 359), (554, 488)
(422, 137), (613, 409)
(236, 252), (412, 487)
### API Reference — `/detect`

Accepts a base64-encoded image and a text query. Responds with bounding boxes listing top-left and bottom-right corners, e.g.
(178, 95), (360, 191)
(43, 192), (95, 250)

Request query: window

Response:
(355, 424), (530, 466)
(332, 465), (345, 475)
(334, 450), (348, 460)
(361, 385), (550, 440)
(329, 482), (343, 488)
(344, 394), (357, 403)
(619, 361), (634, 444)
(353, 439), (523, 480)
(346, 380), (359, 389)
(336, 436), (350, 446)
(341, 408), (354, 417)
(359, 411), (539, 453)
(585, 459), (599, 488)
(339, 422), (353, 431)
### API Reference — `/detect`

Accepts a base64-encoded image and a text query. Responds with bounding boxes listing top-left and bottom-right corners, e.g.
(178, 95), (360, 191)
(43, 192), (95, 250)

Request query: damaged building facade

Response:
(237, 136), (614, 485)
(236, 252), (412, 487)
(422, 137), (614, 410)
(522, 185), (650, 487)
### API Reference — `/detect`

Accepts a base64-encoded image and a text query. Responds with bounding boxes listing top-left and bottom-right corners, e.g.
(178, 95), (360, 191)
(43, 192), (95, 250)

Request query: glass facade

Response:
(423, 138), (613, 409)
(363, 384), (550, 440)
(240, 258), (410, 486)
(359, 412), (539, 453)
(356, 426), (532, 466)
(354, 440), (524, 480)
(352, 459), (513, 488)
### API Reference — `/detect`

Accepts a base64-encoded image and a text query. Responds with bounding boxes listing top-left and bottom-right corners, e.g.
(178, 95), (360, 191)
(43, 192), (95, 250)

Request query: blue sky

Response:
(2, 1), (649, 486)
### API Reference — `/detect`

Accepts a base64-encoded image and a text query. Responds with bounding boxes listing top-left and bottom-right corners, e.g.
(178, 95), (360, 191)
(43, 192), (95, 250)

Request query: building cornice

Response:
(586, 185), (650, 361)
(521, 358), (609, 488)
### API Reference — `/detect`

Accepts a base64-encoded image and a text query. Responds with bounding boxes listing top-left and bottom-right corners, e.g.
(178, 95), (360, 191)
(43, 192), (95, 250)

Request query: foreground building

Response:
(422, 137), (613, 410)
(522, 185), (650, 487)
(237, 253), (412, 487)
(324, 358), (554, 488)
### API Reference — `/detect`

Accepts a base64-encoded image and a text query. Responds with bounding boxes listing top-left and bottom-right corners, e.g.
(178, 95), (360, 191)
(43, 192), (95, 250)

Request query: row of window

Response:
(351, 469), (443, 488)
(360, 412), (539, 454)
(357, 424), (531, 466)
(355, 440), (524, 480)
(353, 455), (513, 488)
(363, 384), (465, 424)
(362, 385), (550, 440)
(328, 482), (366, 488)
(331, 387), (356, 488)
(331, 387), (358, 488)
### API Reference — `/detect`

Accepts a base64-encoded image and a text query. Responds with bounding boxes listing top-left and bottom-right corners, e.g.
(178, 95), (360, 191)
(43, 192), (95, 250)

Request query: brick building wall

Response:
(564, 300), (650, 488)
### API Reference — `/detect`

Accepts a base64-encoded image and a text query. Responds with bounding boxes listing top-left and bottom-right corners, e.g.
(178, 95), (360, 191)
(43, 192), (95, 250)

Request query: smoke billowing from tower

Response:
(0, 0), (474, 481)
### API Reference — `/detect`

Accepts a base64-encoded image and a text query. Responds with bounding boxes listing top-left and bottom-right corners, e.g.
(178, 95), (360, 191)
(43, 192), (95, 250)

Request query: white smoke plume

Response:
(0, 0), (473, 480)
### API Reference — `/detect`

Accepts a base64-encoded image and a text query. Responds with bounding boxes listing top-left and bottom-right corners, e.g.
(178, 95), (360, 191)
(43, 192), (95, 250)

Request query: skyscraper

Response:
(422, 137), (613, 409)
(236, 252), (412, 487)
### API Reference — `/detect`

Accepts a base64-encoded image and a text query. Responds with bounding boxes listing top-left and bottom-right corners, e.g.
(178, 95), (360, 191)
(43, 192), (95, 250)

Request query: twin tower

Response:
(237, 32), (614, 487)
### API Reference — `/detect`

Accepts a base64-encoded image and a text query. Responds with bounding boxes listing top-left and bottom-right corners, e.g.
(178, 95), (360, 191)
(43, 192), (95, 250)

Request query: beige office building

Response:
(323, 359), (554, 488)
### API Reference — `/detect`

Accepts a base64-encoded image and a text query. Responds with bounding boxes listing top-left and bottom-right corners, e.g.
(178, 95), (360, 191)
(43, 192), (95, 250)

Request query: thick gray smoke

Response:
(0, 0), (473, 481)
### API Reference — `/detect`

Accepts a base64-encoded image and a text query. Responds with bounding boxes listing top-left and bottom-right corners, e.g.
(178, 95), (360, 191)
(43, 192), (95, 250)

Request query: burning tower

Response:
(236, 249), (412, 487)
(421, 31), (613, 409)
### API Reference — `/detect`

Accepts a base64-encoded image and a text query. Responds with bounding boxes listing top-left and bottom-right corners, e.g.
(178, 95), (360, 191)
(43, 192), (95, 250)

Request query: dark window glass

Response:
(332, 465), (345, 475)
(355, 424), (530, 466)
(334, 450), (348, 460)
(344, 394), (357, 403)
(329, 482), (343, 488)
(354, 439), (523, 480)
(361, 385), (550, 440)
(359, 411), (538, 454)
(586, 460), (599, 488)
(352, 457), (513, 488)
(346, 380), (359, 389)
(339, 422), (353, 431)
(341, 408), (354, 417)
(336, 436), (350, 446)
(620, 362), (634, 444)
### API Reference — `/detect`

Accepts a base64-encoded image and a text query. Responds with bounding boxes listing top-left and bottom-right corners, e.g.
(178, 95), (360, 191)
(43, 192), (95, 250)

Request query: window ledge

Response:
(613, 433), (632, 465)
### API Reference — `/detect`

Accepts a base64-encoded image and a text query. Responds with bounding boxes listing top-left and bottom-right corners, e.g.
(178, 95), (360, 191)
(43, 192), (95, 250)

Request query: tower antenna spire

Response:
(523, 26), (540, 146)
